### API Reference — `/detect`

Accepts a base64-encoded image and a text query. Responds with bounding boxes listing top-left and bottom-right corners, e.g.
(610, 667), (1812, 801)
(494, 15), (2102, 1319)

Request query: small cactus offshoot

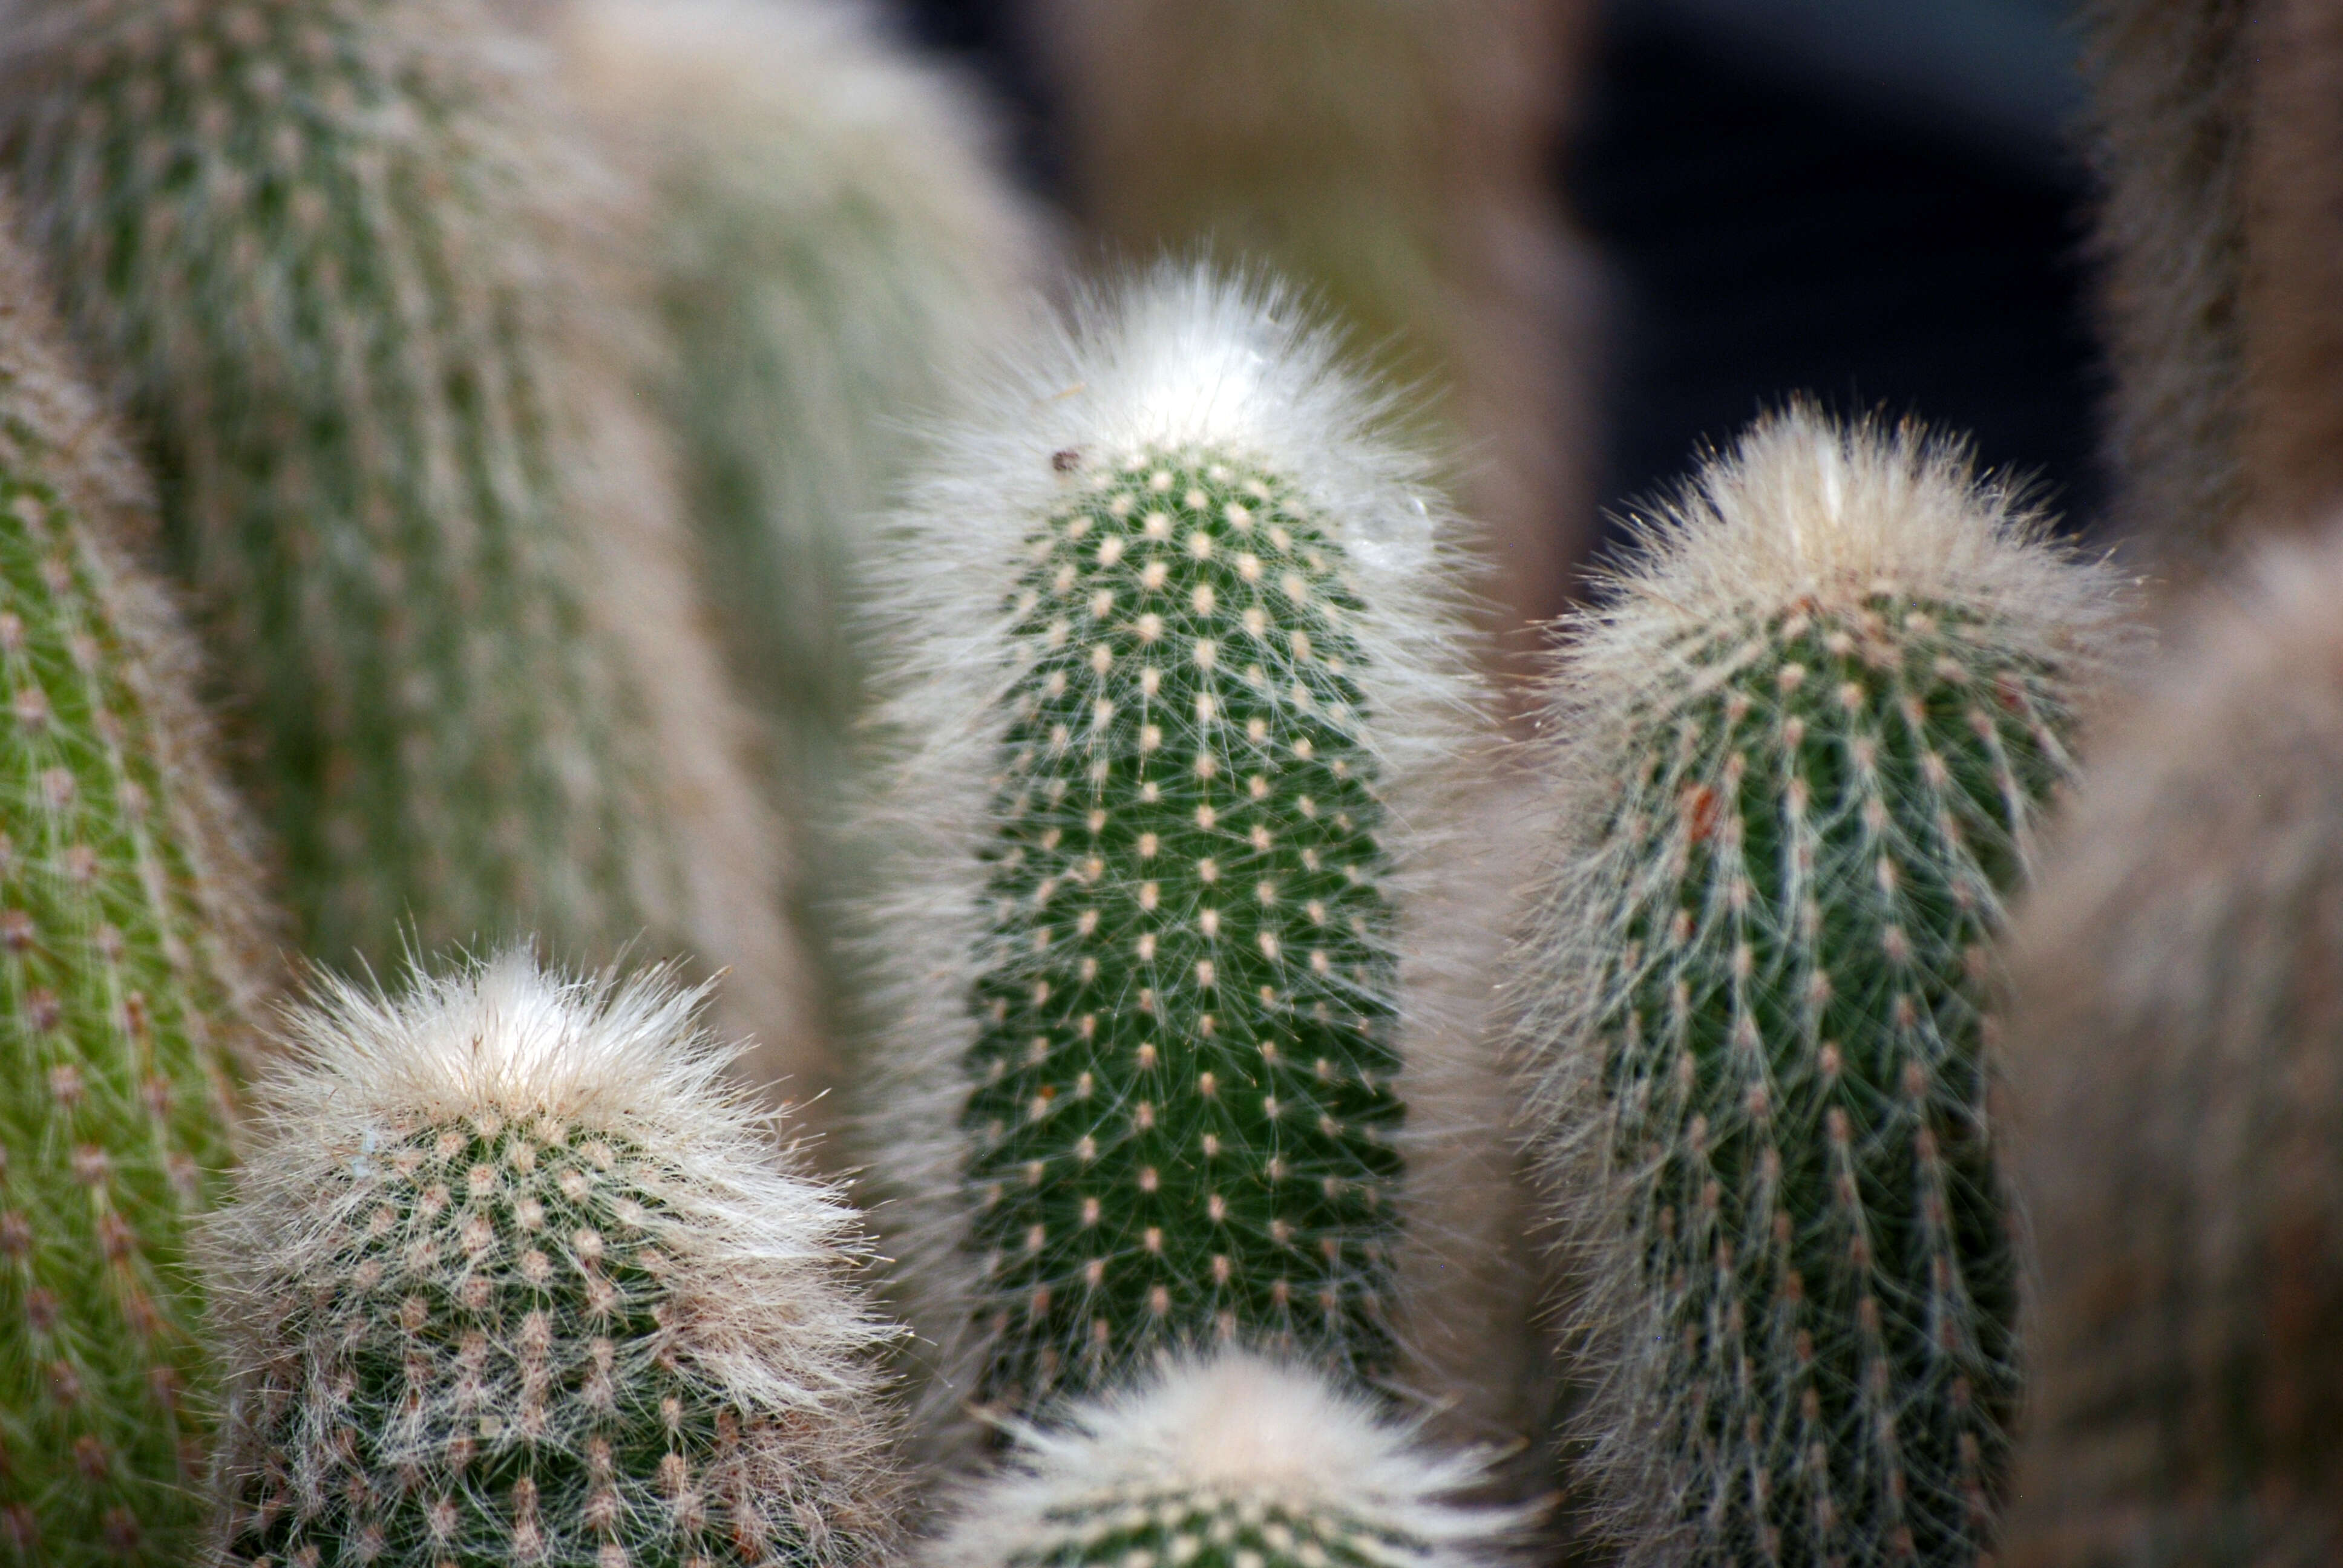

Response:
(926, 1351), (1520, 1568)
(851, 269), (1495, 1426)
(0, 206), (269, 1568)
(203, 953), (902, 1568)
(1512, 408), (2122, 1566)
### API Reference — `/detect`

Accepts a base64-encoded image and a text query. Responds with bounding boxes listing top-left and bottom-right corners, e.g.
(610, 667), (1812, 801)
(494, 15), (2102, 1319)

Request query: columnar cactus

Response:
(205, 953), (902, 1568)
(2078, 0), (2252, 570)
(1511, 410), (2121, 1566)
(1031, 0), (1598, 648)
(928, 1351), (1519, 1568)
(0, 208), (269, 1566)
(852, 269), (1502, 1428)
(555, 0), (1043, 801)
(2002, 528), (2343, 1566)
(0, 0), (816, 1089)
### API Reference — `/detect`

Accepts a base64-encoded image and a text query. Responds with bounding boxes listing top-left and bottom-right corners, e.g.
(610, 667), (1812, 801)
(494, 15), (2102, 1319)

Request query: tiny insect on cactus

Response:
(924, 1350), (1524, 1568)
(848, 266), (1507, 1433)
(0, 205), (271, 1568)
(202, 952), (902, 1568)
(0, 0), (818, 1093)
(1510, 407), (2124, 1567)
(2003, 523), (2343, 1567)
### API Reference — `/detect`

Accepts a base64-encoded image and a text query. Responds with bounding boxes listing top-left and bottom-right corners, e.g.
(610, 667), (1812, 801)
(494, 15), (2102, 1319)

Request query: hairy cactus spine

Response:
(0, 0), (815, 1086)
(205, 953), (902, 1568)
(1512, 409), (2121, 1566)
(853, 269), (1496, 1425)
(2004, 527), (2343, 1567)
(926, 1351), (1519, 1568)
(0, 207), (269, 1567)
(1032, 0), (1598, 651)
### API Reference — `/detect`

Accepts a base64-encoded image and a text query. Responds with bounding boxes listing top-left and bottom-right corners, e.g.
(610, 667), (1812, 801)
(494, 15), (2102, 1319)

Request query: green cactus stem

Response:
(204, 952), (902, 1568)
(1512, 408), (2122, 1567)
(853, 269), (1492, 1428)
(0, 0), (814, 1083)
(0, 207), (269, 1568)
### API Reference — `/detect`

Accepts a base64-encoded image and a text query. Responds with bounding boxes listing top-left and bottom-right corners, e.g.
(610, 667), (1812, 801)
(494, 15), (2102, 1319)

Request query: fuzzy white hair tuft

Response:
(924, 1351), (1525, 1568)
(208, 947), (904, 1425)
(842, 263), (1530, 1447)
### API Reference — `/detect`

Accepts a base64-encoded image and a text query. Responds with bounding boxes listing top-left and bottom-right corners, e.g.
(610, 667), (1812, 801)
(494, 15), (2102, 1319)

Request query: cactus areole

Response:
(960, 452), (1404, 1416)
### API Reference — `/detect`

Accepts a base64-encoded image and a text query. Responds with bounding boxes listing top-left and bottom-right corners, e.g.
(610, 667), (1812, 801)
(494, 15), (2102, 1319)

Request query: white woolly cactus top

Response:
(925, 1351), (1521, 1568)
(1564, 405), (2120, 688)
(205, 952), (901, 1568)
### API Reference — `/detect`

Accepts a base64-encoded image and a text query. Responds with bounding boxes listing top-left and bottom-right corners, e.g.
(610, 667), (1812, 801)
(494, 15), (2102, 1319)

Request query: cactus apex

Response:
(926, 1351), (1524, 1568)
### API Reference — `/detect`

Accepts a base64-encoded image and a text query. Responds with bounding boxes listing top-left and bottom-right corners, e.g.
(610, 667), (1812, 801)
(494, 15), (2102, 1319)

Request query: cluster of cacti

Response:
(0, 0), (818, 1091)
(0, 207), (270, 1567)
(1507, 410), (2122, 1566)
(204, 952), (902, 1568)
(1031, 0), (1598, 655)
(2001, 528), (2343, 1567)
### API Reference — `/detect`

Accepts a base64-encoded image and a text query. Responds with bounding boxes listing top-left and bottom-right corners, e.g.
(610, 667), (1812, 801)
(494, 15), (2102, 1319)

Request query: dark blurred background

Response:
(895, 0), (2104, 535)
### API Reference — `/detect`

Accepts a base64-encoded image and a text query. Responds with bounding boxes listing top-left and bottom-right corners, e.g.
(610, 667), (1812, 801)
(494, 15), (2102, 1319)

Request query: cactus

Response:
(2002, 528), (2343, 1567)
(555, 0), (1042, 801)
(1510, 408), (2122, 1566)
(0, 0), (818, 1090)
(204, 952), (902, 1568)
(0, 206), (270, 1567)
(851, 268), (1498, 1427)
(1031, 0), (1598, 652)
(549, 0), (1044, 1039)
(926, 1351), (1519, 1568)
(2077, 0), (2252, 572)
(2082, 0), (2343, 572)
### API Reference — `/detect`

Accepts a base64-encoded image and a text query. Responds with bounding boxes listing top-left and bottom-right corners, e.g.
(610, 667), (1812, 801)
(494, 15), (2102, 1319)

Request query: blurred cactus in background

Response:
(0, 0), (820, 1094)
(2005, 526), (2343, 1568)
(205, 953), (903, 1568)
(2081, 0), (2343, 578)
(1511, 408), (2121, 1566)
(0, 205), (270, 1568)
(848, 266), (1525, 1443)
(1030, 0), (1599, 665)
(552, 0), (1047, 1027)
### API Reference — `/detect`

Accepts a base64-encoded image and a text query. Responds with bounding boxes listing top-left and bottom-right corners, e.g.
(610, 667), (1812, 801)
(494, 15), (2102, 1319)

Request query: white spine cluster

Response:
(925, 1351), (1522, 1568)
(847, 266), (1527, 1438)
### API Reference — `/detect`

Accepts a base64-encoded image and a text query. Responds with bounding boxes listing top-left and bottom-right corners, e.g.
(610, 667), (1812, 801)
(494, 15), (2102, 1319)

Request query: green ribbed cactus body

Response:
(0, 230), (259, 1566)
(2, 0), (720, 973)
(962, 454), (1403, 1414)
(1518, 413), (2121, 1568)
(1594, 598), (2051, 1561)
(209, 959), (899, 1568)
